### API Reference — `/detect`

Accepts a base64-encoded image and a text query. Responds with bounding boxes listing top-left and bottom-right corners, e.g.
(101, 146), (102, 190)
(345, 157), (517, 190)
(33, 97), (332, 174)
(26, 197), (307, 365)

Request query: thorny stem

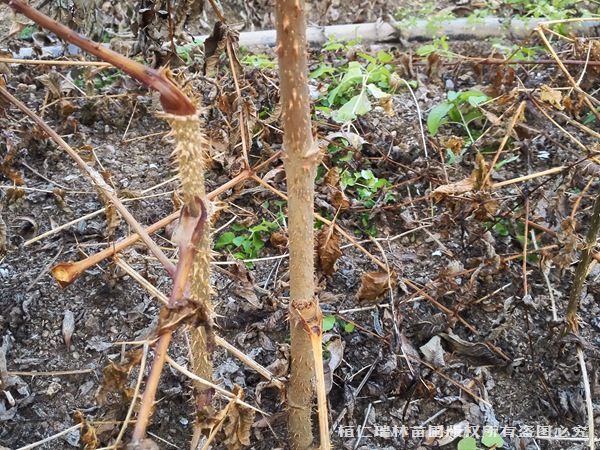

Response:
(275, 0), (329, 448)
(132, 200), (208, 443)
(2, 0), (195, 115)
(565, 192), (600, 333)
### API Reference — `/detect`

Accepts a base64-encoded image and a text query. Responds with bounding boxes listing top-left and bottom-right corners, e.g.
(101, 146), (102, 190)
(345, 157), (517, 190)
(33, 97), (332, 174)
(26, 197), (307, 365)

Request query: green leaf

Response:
(252, 234), (265, 250)
(584, 109), (599, 125)
(457, 437), (478, 450)
(445, 148), (459, 165)
(482, 432), (504, 448)
(427, 102), (454, 136)
(340, 172), (354, 189)
(377, 51), (393, 63)
(494, 155), (519, 169)
(315, 105), (331, 115)
(447, 91), (460, 102)
(360, 169), (374, 180)
(232, 235), (246, 247)
(338, 151), (354, 162)
(310, 65), (335, 79)
(465, 93), (489, 107)
(215, 232), (235, 249)
(344, 322), (355, 332)
(241, 240), (252, 253)
(335, 90), (372, 122)
(462, 109), (484, 124)
(366, 83), (387, 99)
(323, 315), (336, 332)
(416, 44), (437, 56)
(250, 224), (269, 233)
(357, 52), (377, 64)
(493, 222), (510, 237)
(328, 62), (364, 105)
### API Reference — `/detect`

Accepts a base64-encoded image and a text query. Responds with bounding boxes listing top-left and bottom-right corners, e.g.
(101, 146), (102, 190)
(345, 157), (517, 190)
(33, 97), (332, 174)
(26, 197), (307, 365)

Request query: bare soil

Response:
(1, 2), (600, 450)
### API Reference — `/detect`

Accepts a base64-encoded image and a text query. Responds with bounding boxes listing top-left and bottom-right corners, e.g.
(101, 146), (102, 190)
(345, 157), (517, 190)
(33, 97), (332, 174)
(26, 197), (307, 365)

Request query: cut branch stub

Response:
(2, 0), (195, 116)
(291, 299), (323, 337)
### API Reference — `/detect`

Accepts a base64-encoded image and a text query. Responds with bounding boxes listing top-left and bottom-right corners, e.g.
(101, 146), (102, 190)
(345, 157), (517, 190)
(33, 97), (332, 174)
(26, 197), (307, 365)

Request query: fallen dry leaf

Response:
(554, 217), (578, 275)
(419, 335), (446, 367)
(73, 410), (99, 450)
(431, 177), (475, 202)
(327, 188), (350, 210)
(540, 84), (563, 110)
(229, 260), (260, 307)
(193, 385), (254, 450)
(204, 21), (242, 78)
(221, 386), (254, 450)
(53, 189), (73, 214)
(440, 331), (508, 366)
(355, 271), (396, 304)
(442, 136), (465, 156)
(323, 166), (341, 187)
(316, 225), (343, 275)
(378, 94), (394, 116)
(96, 349), (142, 405)
(323, 334), (345, 393)
(269, 231), (288, 251)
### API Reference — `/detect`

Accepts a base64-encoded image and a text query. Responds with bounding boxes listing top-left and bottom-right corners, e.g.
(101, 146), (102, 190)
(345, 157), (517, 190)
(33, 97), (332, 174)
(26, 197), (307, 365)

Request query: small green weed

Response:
(489, 218), (540, 262)
(311, 49), (394, 122)
(428, 90), (489, 138)
(242, 53), (277, 69)
(491, 42), (539, 61)
(93, 70), (123, 89)
(341, 169), (395, 207)
(341, 169), (395, 236)
(507, 0), (584, 20)
(416, 36), (456, 58)
(457, 431), (504, 449)
(72, 68), (123, 90)
(215, 218), (281, 266)
(18, 25), (36, 40)
(176, 41), (203, 64)
(428, 90), (489, 163)
(323, 314), (355, 333)
(321, 35), (362, 52)
(395, 3), (456, 34)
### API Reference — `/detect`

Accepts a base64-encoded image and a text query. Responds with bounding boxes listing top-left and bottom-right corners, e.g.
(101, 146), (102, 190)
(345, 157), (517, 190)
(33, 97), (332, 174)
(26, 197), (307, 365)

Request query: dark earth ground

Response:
(1, 1), (600, 450)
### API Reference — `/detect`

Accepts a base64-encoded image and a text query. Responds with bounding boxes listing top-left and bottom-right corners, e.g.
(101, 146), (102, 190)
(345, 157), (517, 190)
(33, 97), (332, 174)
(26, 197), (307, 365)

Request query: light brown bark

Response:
(275, 1), (323, 449)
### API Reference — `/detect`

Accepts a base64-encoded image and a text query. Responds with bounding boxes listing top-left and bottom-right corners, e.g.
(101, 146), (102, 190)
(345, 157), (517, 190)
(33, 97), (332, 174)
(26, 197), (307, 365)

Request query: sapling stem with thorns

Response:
(565, 192), (600, 333)
(1, 2), (218, 446)
(275, 0), (330, 448)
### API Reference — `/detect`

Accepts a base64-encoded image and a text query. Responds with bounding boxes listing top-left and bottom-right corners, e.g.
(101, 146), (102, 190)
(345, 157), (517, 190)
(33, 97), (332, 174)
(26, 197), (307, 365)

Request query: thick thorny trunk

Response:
(275, 1), (326, 449)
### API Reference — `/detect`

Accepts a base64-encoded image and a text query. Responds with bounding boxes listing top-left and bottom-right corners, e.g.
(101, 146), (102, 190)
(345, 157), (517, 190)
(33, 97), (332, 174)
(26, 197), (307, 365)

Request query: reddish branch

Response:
(2, 0), (195, 116)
